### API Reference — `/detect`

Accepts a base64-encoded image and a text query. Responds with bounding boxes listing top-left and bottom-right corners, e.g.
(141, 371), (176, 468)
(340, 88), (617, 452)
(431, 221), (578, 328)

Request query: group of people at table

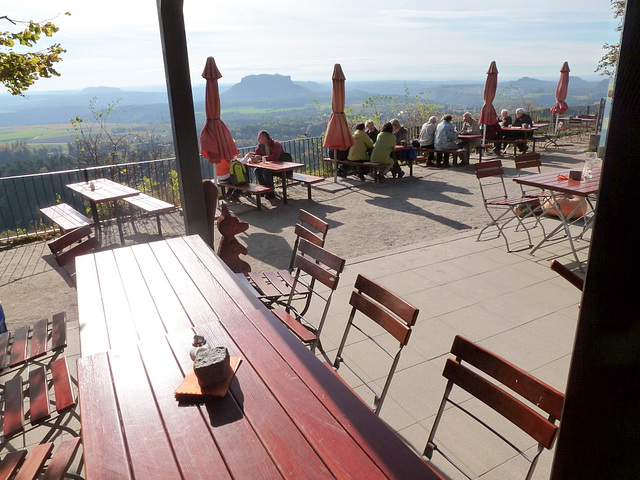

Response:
(221, 108), (536, 193)
(334, 107), (535, 180)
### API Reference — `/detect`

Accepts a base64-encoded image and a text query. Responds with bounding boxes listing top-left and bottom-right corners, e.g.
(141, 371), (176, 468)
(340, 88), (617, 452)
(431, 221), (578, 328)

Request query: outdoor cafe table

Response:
(66, 177), (140, 243)
(246, 159), (305, 204)
(458, 133), (482, 162)
(75, 235), (442, 479)
(513, 167), (600, 265)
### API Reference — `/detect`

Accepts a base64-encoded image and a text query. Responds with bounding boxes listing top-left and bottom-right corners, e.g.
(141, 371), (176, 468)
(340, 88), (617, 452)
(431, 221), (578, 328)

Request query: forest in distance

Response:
(0, 73), (609, 177)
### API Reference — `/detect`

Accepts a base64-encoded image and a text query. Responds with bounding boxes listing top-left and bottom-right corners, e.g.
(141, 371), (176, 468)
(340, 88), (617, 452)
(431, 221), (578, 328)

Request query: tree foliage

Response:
(0, 13), (69, 95)
(595, 0), (626, 77)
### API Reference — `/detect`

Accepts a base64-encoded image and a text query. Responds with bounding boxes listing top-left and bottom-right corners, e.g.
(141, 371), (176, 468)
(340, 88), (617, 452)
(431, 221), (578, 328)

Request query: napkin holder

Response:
(568, 169), (582, 181)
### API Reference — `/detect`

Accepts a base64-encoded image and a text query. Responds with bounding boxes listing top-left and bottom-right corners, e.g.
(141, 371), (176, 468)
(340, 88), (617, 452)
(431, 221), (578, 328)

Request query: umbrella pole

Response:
(482, 125), (487, 145)
(333, 150), (338, 183)
(555, 114), (560, 136)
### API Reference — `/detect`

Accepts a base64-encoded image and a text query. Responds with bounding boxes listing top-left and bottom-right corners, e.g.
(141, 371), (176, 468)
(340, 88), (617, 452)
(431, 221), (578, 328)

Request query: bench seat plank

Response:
(271, 308), (318, 344)
(40, 203), (94, 232)
(289, 172), (325, 200)
(217, 180), (273, 210)
(29, 366), (51, 425)
(3, 376), (24, 436)
(51, 357), (76, 412)
(124, 193), (175, 214)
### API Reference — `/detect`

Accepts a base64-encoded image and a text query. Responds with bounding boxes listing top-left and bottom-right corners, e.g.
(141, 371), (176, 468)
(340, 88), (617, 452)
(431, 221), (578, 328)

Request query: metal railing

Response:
(0, 136), (335, 243)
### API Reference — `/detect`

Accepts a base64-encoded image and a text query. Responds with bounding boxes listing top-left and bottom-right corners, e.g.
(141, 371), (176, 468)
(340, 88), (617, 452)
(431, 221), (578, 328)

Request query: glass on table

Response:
(583, 152), (597, 180)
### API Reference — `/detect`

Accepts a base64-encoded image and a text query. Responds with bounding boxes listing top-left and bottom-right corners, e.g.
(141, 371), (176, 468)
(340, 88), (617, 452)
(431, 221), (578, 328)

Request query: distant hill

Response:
(0, 74), (609, 128)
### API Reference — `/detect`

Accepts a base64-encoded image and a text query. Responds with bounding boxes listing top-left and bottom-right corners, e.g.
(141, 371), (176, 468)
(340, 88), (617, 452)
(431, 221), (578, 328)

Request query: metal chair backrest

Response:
(332, 274), (419, 415)
(475, 160), (509, 203)
(514, 155), (543, 196)
(423, 335), (564, 480)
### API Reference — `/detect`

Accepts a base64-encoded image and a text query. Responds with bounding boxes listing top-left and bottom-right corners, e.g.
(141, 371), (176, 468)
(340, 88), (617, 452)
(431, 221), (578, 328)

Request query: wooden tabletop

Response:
(245, 160), (305, 173)
(513, 168), (601, 197)
(66, 177), (140, 203)
(75, 235), (442, 480)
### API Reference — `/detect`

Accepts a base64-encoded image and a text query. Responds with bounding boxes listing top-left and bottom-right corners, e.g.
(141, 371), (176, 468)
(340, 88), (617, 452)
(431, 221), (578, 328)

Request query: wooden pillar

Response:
(156, 0), (210, 245)
(551, 3), (640, 478)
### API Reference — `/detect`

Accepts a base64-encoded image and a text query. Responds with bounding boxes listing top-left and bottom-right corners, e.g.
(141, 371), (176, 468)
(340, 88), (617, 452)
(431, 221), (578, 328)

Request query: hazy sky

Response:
(5, 1), (621, 94)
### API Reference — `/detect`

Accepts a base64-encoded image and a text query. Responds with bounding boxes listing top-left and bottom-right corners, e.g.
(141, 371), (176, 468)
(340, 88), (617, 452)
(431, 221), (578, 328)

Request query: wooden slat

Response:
(56, 236), (99, 267)
(354, 274), (419, 326)
(0, 331), (10, 370)
(262, 271), (295, 296)
(29, 366), (51, 425)
(47, 224), (93, 255)
(42, 437), (81, 480)
(241, 309), (443, 480)
(443, 359), (559, 448)
(14, 443), (53, 480)
(0, 450), (27, 480)
(107, 348), (194, 479)
(29, 318), (48, 360)
(76, 253), (111, 356)
(277, 270), (310, 296)
(271, 308), (317, 344)
(77, 353), (133, 479)
(9, 326), (29, 367)
(450, 335), (564, 420)
(247, 272), (282, 298)
(348, 291), (411, 345)
(125, 193), (175, 214)
(4, 375), (25, 436)
(51, 312), (67, 351)
(50, 357), (75, 412)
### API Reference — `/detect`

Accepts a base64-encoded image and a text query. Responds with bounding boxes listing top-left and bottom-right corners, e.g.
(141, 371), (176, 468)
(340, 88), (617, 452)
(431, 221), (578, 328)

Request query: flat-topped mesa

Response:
(194, 347), (231, 386)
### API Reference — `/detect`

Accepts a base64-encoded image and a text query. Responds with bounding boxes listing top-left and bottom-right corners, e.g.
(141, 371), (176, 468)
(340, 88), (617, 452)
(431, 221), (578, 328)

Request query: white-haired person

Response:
(419, 116), (438, 166)
(459, 112), (482, 157)
(434, 114), (460, 168)
(512, 108), (534, 153)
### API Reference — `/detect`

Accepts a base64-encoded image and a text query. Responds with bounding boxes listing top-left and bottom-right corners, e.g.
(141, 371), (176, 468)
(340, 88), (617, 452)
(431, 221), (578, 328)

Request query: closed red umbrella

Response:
(550, 62), (570, 134)
(323, 64), (355, 181)
(199, 57), (238, 172)
(478, 61), (499, 144)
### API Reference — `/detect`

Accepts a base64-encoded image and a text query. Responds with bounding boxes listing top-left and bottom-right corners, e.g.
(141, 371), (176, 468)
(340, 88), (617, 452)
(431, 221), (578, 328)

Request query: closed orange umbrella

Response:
(323, 64), (354, 181)
(479, 61), (499, 144)
(199, 57), (238, 176)
(550, 62), (570, 134)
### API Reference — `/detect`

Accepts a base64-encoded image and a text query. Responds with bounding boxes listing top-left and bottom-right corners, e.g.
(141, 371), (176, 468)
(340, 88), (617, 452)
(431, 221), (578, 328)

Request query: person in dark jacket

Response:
(247, 130), (283, 198)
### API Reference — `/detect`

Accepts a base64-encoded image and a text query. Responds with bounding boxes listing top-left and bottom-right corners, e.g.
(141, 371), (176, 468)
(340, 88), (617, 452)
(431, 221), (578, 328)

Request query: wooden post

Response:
(551, 2), (640, 477)
(156, 0), (210, 245)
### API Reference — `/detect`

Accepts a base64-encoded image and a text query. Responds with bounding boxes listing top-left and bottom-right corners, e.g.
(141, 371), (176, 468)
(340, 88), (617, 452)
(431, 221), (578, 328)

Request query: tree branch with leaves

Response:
(595, 0), (626, 77)
(0, 13), (70, 95)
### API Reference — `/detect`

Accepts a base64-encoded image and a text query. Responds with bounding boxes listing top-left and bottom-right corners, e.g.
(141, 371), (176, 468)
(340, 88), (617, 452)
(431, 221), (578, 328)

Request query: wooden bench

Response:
(0, 437), (81, 480)
(47, 224), (99, 267)
(323, 158), (387, 182)
(40, 203), (94, 233)
(217, 180), (274, 210)
(124, 193), (176, 236)
(0, 312), (67, 372)
(287, 172), (325, 200)
(415, 148), (466, 166)
(492, 138), (528, 156)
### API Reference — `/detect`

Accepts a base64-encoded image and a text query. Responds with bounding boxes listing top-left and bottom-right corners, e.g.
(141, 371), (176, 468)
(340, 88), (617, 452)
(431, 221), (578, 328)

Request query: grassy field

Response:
(0, 124), (75, 145)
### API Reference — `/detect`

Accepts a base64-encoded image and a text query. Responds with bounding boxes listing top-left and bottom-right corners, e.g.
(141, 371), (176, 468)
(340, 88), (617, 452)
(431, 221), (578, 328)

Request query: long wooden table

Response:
(245, 160), (304, 204)
(67, 177), (140, 243)
(75, 235), (442, 479)
(514, 168), (600, 265)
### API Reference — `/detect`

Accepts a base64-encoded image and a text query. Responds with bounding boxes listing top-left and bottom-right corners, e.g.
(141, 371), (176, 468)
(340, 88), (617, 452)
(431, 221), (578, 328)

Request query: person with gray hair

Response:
(459, 112), (482, 158)
(512, 108), (534, 153)
(434, 114), (460, 168)
(419, 115), (438, 166)
(365, 119), (379, 143)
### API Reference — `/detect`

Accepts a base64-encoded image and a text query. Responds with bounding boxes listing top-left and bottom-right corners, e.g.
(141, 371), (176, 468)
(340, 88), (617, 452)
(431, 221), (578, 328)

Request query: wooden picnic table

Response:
(67, 177), (140, 243)
(75, 235), (442, 479)
(245, 159), (305, 204)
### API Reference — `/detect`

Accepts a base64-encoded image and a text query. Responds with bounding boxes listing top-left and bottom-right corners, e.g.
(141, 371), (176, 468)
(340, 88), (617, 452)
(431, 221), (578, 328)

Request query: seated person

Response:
(365, 119), (379, 144)
(247, 130), (283, 198)
(459, 112), (482, 155)
(347, 122), (373, 181)
(499, 108), (513, 127)
(390, 118), (408, 178)
(512, 108), (534, 153)
(434, 114), (460, 167)
(370, 121), (395, 181)
(496, 108), (514, 153)
(418, 116), (438, 166)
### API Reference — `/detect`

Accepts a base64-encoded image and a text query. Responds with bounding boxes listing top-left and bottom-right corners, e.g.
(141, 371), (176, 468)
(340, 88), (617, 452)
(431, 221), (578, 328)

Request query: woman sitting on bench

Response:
(248, 130), (283, 199)
(346, 122), (373, 181)
(370, 121), (395, 182)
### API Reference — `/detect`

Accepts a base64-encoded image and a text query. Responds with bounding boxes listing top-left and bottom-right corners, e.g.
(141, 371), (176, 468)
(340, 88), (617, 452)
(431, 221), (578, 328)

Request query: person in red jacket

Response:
(248, 130), (283, 199)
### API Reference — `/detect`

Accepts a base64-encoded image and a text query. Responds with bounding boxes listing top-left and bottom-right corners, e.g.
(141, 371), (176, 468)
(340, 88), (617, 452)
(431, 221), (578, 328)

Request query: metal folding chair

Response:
(331, 274), (419, 415)
(475, 160), (541, 252)
(270, 238), (345, 351)
(423, 335), (564, 480)
(243, 209), (329, 306)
